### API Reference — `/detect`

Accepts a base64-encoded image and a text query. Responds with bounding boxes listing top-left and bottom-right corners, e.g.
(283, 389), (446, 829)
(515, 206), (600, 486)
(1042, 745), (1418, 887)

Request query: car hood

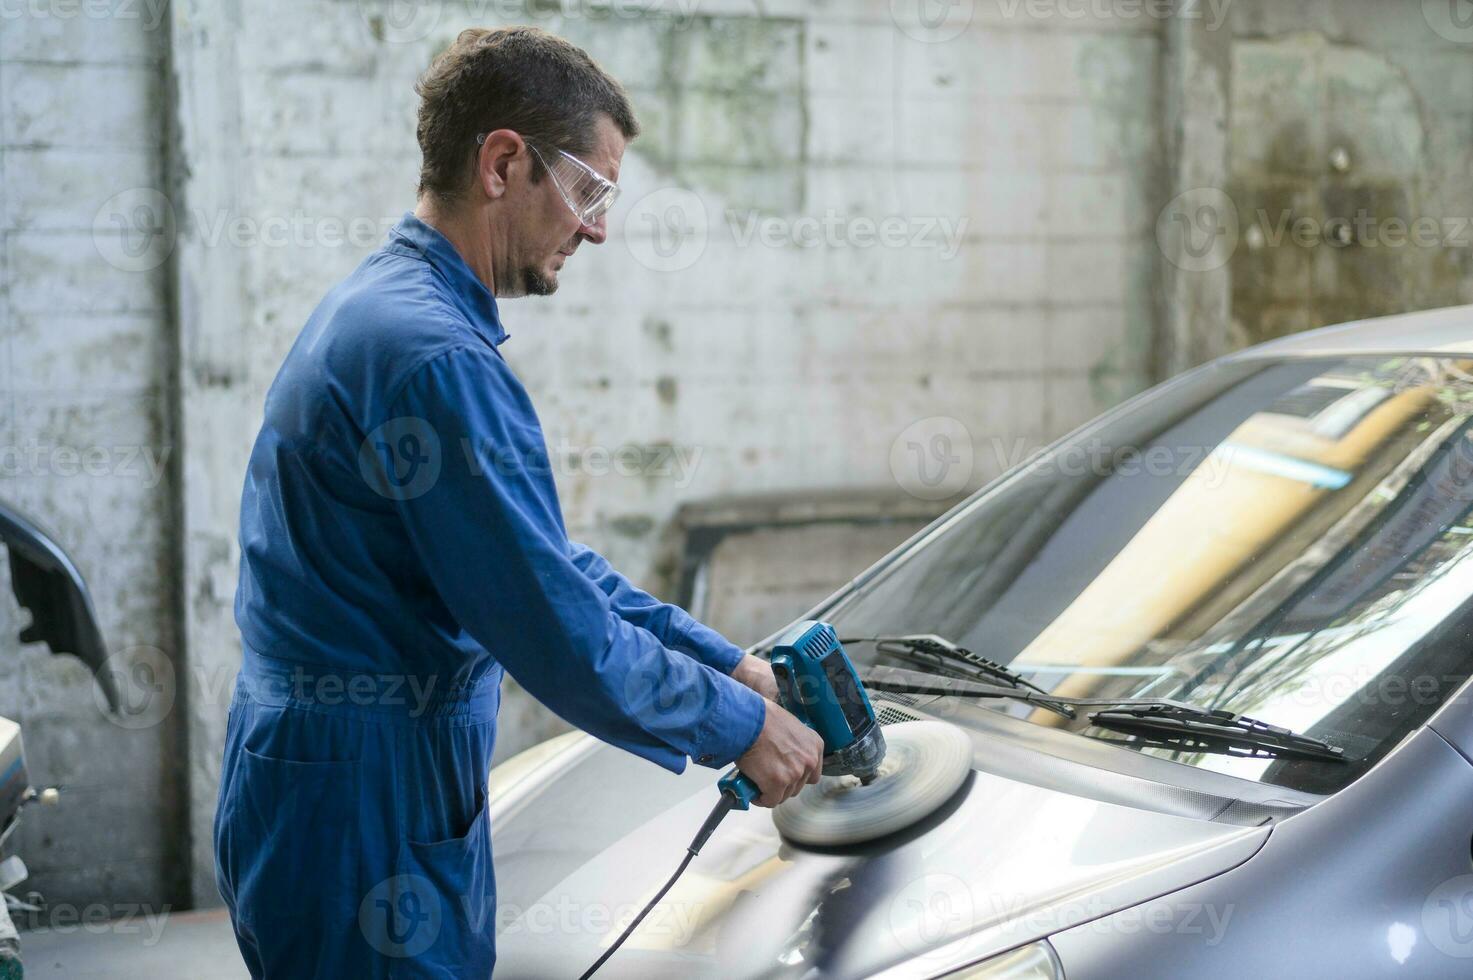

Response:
(491, 727), (1270, 979)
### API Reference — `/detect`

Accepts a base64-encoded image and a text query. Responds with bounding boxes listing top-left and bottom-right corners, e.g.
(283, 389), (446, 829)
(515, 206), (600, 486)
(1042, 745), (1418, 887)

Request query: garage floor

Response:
(20, 908), (247, 978)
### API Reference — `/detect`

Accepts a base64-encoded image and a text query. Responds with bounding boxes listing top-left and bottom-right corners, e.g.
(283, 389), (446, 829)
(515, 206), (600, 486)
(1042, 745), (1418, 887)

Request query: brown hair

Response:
(414, 26), (639, 201)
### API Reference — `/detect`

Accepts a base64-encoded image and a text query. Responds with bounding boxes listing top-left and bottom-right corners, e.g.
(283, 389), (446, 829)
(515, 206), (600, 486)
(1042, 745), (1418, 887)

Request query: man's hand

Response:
(731, 654), (780, 702)
(736, 699), (823, 808)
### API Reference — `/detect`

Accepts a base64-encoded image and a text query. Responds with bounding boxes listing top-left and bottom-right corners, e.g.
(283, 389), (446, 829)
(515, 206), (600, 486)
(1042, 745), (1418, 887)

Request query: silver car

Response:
(489, 305), (1473, 979)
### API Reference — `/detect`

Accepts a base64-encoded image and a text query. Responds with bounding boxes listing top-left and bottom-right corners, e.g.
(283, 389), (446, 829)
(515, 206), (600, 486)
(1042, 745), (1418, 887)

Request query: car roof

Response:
(1234, 304), (1473, 359)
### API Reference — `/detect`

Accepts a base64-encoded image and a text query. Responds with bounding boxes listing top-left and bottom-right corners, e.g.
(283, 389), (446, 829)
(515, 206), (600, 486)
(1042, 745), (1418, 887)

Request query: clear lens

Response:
(533, 144), (619, 226)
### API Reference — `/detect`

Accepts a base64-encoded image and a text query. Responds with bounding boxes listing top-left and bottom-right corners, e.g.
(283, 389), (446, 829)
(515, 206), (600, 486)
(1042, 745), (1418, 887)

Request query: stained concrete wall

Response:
(1226, 0), (1473, 337)
(1159, 0), (1473, 363)
(0, 4), (185, 914)
(3, 0), (1468, 917)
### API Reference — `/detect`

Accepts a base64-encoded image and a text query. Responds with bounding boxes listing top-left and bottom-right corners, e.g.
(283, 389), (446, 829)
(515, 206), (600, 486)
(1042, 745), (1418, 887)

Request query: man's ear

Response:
(475, 129), (527, 200)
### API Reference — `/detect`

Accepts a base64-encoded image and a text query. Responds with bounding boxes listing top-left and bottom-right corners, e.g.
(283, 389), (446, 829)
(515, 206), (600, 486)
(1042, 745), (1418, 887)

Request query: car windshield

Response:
(827, 355), (1473, 795)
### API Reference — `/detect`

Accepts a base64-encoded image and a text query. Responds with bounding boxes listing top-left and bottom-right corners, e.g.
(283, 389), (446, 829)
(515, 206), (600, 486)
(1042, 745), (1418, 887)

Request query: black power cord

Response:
(578, 792), (740, 979)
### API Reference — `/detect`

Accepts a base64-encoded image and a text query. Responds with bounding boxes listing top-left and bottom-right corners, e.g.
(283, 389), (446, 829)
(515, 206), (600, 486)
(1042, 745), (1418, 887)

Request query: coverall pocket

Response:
(219, 747), (362, 933)
(395, 792), (496, 977)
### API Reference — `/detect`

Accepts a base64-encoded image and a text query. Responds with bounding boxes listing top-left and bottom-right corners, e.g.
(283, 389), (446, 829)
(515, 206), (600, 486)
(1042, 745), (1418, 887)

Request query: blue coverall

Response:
(213, 213), (767, 978)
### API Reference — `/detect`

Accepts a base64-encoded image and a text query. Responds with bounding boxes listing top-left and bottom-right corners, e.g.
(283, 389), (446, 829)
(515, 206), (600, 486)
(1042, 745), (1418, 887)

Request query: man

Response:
(213, 26), (823, 979)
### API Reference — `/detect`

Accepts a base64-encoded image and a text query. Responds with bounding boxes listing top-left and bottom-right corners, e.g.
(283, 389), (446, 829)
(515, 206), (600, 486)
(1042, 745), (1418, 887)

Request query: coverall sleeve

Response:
(386, 346), (765, 773)
(567, 540), (746, 674)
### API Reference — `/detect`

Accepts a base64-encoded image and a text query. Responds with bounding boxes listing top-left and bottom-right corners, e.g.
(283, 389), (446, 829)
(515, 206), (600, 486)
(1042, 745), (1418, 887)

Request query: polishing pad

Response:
(772, 720), (972, 846)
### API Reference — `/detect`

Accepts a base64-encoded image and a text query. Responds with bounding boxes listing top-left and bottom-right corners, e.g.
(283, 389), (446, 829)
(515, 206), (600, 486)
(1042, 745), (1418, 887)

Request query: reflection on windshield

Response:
(830, 357), (1473, 794)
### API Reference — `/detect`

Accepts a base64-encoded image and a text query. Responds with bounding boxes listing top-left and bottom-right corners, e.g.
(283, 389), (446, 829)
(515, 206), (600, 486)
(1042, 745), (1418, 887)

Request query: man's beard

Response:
(522, 266), (558, 296)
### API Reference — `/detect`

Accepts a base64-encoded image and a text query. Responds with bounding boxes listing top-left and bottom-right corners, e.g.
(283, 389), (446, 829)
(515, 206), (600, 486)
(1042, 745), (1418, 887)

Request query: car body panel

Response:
(492, 722), (1269, 979)
(1428, 674), (1473, 765)
(0, 502), (117, 712)
(1232, 304), (1473, 359)
(1049, 727), (1473, 978)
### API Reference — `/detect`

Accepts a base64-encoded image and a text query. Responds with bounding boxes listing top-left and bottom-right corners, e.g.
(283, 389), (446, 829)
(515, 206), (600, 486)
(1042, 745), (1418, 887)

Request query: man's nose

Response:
(579, 212), (608, 245)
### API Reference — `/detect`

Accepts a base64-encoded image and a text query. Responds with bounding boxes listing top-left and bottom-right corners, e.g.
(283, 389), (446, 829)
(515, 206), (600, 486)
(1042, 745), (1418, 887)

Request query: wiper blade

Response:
(843, 633), (1053, 697)
(859, 664), (1348, 764)
(861, 664), (1079, 719)
(1087, 704), (1348, 763)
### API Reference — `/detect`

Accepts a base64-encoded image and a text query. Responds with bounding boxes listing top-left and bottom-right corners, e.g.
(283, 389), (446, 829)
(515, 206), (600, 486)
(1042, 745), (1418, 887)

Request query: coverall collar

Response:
(388, 212), (509, 347)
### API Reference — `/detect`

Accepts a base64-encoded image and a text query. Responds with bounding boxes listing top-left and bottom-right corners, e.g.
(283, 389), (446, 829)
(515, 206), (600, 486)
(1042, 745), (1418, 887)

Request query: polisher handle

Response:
(716, 768), (760, 810)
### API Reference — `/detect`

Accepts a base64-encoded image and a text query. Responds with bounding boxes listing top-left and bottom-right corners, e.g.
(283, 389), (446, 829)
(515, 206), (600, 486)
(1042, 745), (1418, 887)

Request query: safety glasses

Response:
(477, 134), (619, 227)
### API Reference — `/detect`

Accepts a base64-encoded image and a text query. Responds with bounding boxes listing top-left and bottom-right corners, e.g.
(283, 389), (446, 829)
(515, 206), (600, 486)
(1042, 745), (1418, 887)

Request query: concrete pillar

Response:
(1158, 0), (1233, 376)
(169, 0), (255, 907)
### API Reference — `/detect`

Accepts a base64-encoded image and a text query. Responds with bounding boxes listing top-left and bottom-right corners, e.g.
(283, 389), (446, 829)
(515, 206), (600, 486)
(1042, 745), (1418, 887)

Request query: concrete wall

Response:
(1, 0), (1468, 916)
(1226, 0), (1473, 337)
(0, 3), (184, 914)
(1157, 0), (1473, 363)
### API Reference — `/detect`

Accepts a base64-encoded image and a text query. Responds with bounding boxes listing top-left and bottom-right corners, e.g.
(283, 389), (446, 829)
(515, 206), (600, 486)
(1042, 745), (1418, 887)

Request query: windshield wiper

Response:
(1086, 704), (1348, 763)
(863, 664), (1242, 721)
(859, 665), (1348, 764)
(843, 633), (1054, 697)
(860, 664), (1079, 719)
